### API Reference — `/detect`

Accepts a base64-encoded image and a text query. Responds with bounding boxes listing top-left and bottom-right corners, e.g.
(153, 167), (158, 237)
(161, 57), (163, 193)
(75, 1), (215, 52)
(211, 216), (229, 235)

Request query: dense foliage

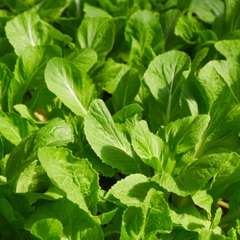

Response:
(1, 0), (240, 239)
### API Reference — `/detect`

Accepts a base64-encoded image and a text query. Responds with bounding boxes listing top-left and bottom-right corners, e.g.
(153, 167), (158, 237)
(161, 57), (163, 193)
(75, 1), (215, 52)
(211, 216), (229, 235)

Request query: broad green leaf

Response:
(157, 114), (210, 183)
(131, 120), (163, 170)
(6, 118), (74, 188)
(120, 189), (172, 240)
(5, 10), (71, 56)
(45, 57), (96, 116)
(16, 45), (61, 85)
(144, 50), (191, 124)
(192, 190), (213, 216)
(120, 206), (144, 240)
(160, 9), (181, 49)
(157, 172), (188, 197)
(164, 115), (210, 157)
(36, 0), (69, 21)
(84, 99), (145, 174)
(112, 68), (140, 111)
(113, 103), (143, 123)
(16, 160), (47, 193)
(159, 152), (234, 196)
(98, 0), (131, 16)
(211, 152), (240, 196)
(175, 14), (204, 44)
(125, 10), (164, 54)
(31, 218), (63, 240)
(0, 111), (36, 145)
(198, 229), (225, 240)
(197, 60), (240, 109)
(8, 45), (61, 108)
(84, 3), (111, 18)
(26, 199), (104, 240)
(106, 174), (155, 206)
(222, 0), (240, 34)
(215, 40), (240, 62)
(176, 153), (234, 193)
(143, 189), (172, 237)
(67, 48), (98, 73)
(125, 10), (164, 71)
(196, 61), (240, 155)
(38, 146), (99, 213)
(170, 209), (213, 233)
(189, 0), (224, 24)
(94, 58), (129, 94)
(77, 16), (115, 57)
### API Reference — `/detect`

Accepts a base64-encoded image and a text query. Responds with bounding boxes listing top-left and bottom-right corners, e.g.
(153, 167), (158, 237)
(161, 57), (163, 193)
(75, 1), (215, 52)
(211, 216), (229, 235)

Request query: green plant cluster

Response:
(1, 0), (240, 239)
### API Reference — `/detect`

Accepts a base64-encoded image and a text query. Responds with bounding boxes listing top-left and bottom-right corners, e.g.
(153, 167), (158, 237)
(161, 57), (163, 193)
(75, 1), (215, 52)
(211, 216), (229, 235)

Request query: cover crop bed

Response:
(1, 0), (240, 239)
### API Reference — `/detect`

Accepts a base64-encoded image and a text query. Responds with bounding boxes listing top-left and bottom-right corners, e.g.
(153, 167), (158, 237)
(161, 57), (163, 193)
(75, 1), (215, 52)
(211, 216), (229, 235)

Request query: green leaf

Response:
(0, 111), (36, 145)
(31, 218), (63, 240)
(120, 206), (144, 240)
(131, 120), (163, 170)
(176, 153), (228, 193)
(98, 208), (118, 225)
(14, 104), (38, 123)
(143, 189), (172, 236)
(211, 152), (240, 196)
(106, 174), (154, 206)
(192, 190), (213, 216)
(94, 58), (129, 94)
(84, 3), (111, 18)
(215, 40), (240, 62)
(222, 0), (240, 34)
(120, 189), (172, 240)
(16, 160), (47, 193)
(189, 0), (224, 24)
(77, 16), (115, 57)
(164, 114), (210, 158)
(6, 118), (74, 189)
(45, 57), (96, 116)
(144, 50), (191, 124)
(112, 68), (140, 111)
(84, 99), (145, 174)
(36, 0), (69, 21)
(0, 197), (19, 223)
(113, 103), (143, 123)
(67, 48), (98, 73)
(5, 10), (71, 56)
(159, 9), (181, 49)
(170, 209), (213, 233)
(38, 146), (99, 213)
(175, 14), (204, 44)
(8, 45), (61, 108)
(197, 60), (240, 109)
(198, 229), (226, 240)
(125, 10), (164, 72)
(211, 208), (222, 229)
(0, 63), (12, 111)
(125, 10), (164, 54)
(26, 199), (104, 240)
